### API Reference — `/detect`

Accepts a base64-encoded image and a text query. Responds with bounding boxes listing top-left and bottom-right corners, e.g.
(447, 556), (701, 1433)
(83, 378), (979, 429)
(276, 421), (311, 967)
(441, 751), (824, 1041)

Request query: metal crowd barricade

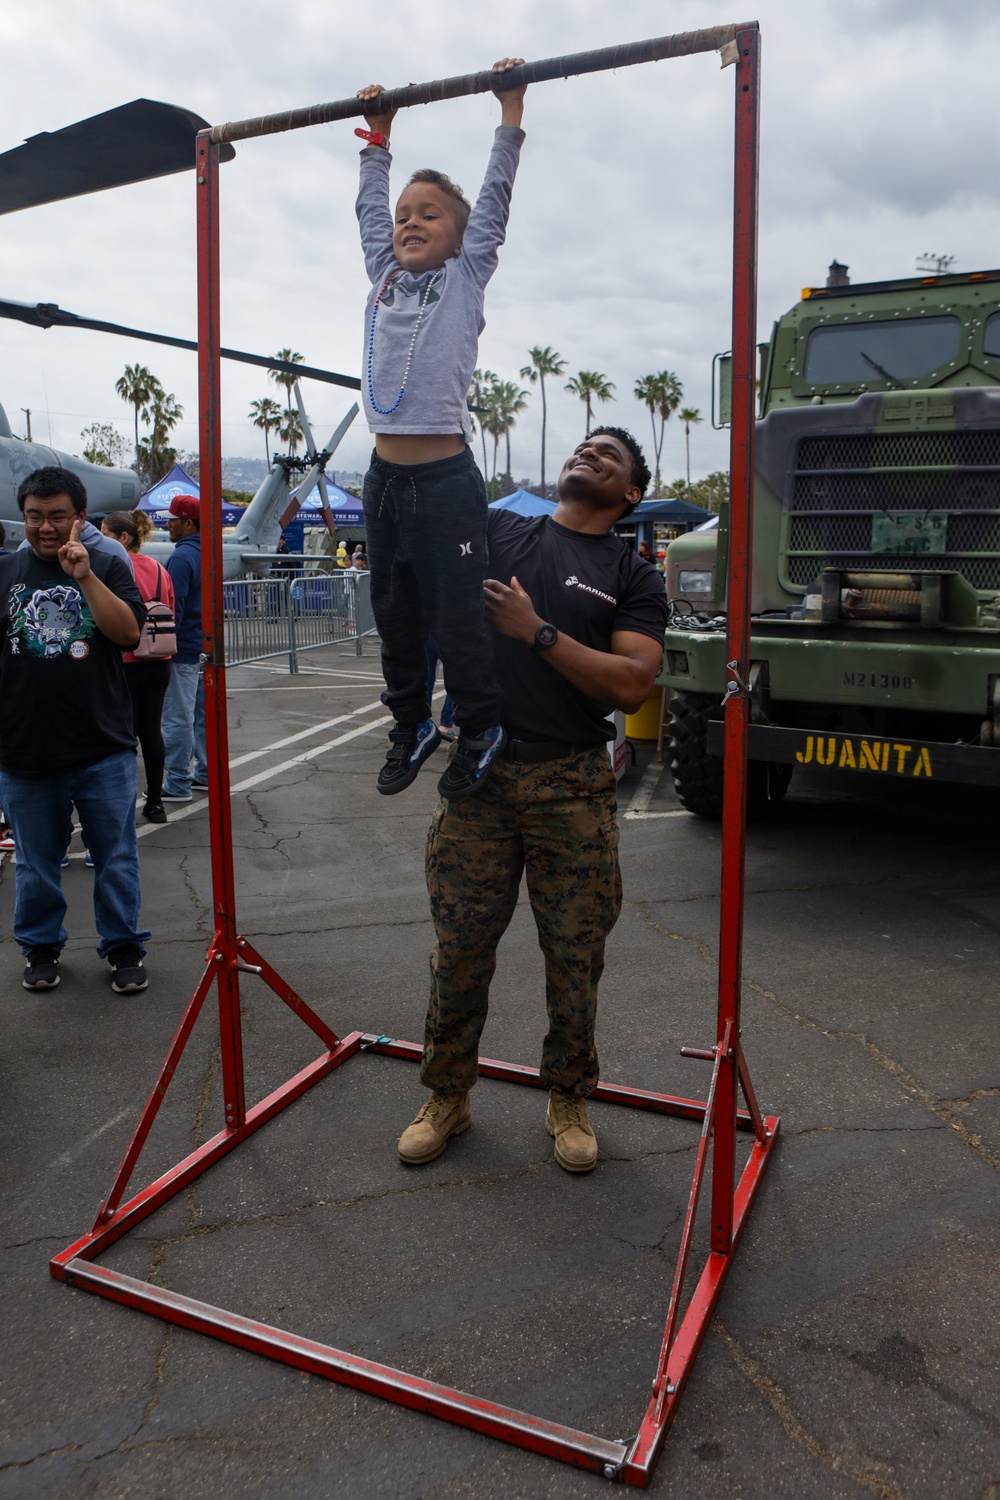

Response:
(223, 569), (379, 672)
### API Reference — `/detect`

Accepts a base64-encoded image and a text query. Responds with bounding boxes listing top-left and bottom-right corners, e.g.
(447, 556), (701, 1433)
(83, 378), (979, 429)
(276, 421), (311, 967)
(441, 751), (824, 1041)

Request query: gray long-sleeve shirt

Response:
(356, 125), (525, 440)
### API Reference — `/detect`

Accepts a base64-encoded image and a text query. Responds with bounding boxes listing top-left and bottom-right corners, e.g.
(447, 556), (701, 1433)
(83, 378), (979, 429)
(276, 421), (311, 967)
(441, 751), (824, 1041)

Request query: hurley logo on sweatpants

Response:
(459, 542), (473, 556)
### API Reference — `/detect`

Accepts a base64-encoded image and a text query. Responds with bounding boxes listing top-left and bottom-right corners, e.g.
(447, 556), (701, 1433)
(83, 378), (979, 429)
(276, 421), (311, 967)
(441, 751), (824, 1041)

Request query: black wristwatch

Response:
(531, 622), (558, 654)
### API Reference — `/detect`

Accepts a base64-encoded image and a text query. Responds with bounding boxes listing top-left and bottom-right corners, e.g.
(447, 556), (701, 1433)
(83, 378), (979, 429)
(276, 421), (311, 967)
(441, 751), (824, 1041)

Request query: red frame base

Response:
(52, 1021), (777, 1488)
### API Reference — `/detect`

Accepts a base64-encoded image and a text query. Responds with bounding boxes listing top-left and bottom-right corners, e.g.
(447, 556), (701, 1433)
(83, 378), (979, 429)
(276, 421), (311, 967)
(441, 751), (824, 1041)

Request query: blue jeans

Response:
(162, 661), (207, 796)
(0, 750), (150, 958)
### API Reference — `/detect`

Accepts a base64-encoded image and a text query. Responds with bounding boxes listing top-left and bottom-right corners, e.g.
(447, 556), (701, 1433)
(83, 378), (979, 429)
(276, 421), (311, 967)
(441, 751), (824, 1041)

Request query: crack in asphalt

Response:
(714, 1317), (906, 1500)
(633, 902), (999, 1174)
(178, 853), (210, 937)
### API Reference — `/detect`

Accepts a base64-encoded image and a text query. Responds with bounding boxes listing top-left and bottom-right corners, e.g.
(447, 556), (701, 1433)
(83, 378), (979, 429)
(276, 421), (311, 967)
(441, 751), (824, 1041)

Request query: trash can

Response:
(625, 687), (665, 741)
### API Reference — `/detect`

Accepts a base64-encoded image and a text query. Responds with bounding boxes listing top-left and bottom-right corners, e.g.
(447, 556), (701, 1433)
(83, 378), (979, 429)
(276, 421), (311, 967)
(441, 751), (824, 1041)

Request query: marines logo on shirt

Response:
(9, 582), (96, 660)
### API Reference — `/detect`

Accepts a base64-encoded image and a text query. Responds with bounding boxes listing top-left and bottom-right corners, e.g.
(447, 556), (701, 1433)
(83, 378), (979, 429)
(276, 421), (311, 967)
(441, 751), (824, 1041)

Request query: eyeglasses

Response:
(23, 509), (76, 527)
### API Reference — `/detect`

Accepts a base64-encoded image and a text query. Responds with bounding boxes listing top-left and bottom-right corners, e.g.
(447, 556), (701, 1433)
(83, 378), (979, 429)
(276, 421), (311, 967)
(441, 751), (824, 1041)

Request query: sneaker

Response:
(61, 853), (70, 868)
(23, 946), (61, 990)
(161, 790), (193, 803)
(438, 724), (458, 742)
(191, 778), (210, 792)
(108, 945), (148, 994)
(142, 801), (168, 824)
(437, 726), (507, 801)
(0, 829), (14, 853)
(545, 1090), (598, 1173)
(397, 1091), (471, 1164)
(376, 720), (441, 796)
(84, 850), (94, 869)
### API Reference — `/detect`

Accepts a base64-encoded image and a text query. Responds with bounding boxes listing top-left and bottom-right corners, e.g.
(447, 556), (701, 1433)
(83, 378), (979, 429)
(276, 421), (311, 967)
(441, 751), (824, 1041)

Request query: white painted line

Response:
(135, 715), (393, 838)
(228, 700), (384, 768)
(624, 756), (666, 818)
(52, 1107), (134, 1169)
(625, 809), (689, 820)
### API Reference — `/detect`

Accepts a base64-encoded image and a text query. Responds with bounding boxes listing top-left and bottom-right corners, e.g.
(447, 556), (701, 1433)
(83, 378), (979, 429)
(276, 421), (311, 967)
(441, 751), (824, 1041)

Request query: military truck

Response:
(660, 264), (1000, 815)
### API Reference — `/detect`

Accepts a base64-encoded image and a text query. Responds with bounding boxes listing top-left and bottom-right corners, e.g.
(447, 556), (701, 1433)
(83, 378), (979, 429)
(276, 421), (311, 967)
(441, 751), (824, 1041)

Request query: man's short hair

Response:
(590, 426), (651, 515)
(17, 466), (88, 514)
(405, 169), (472, 237)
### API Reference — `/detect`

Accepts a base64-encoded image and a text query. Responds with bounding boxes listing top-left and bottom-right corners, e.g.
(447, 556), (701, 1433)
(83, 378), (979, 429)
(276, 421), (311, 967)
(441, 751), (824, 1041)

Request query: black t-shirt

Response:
(0, 548), (146, 777)
(486, 510), (669, 744)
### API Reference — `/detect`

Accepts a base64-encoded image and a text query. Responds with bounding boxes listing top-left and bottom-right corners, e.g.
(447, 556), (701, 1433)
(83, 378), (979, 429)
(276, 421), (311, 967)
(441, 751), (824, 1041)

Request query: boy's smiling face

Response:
(393, 183), (461, 273)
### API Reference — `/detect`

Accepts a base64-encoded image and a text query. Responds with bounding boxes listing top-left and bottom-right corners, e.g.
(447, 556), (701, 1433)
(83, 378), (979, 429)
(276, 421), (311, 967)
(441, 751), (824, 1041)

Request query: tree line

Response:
(83, 348), (718, 508)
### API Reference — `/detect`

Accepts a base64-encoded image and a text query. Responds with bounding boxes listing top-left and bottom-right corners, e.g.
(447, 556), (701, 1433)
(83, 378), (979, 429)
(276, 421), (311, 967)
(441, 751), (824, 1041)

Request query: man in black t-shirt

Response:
(398, 428), (669, 1173)
(0, 467), (150, 994)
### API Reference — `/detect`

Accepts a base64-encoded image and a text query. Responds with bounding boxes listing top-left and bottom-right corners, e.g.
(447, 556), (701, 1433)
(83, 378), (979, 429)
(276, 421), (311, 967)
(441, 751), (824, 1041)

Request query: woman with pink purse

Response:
(101, 511), (176, 823)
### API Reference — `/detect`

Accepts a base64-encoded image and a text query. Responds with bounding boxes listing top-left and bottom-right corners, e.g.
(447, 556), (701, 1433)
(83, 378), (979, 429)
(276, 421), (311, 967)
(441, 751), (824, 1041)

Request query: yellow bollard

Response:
(625, 687), (665, 741)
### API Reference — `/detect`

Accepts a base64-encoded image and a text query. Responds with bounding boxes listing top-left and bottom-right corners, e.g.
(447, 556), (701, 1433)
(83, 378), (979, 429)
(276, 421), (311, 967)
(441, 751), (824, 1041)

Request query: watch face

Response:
(534, 623), (558, 651)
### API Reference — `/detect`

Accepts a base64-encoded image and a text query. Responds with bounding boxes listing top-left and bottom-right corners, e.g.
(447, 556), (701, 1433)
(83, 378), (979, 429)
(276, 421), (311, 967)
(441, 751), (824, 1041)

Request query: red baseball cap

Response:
(168, 494), (200, 521)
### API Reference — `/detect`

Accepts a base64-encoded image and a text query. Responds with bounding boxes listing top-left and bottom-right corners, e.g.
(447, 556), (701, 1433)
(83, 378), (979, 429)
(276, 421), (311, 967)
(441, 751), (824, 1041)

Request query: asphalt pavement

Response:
(1, 645), (997, 1499)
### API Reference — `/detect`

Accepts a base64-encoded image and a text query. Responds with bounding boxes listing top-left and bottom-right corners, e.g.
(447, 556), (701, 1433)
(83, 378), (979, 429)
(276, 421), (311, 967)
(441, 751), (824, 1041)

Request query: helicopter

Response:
(0, 97), (362, 575)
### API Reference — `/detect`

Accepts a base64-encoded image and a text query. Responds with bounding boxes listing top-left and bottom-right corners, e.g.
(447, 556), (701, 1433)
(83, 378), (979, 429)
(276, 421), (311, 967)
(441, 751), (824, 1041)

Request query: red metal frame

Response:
(52, 27), (774, 1488)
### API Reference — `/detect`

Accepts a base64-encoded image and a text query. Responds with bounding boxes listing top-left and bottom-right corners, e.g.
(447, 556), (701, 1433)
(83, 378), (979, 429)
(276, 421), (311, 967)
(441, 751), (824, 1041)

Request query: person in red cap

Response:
(161, 494), (208, 801)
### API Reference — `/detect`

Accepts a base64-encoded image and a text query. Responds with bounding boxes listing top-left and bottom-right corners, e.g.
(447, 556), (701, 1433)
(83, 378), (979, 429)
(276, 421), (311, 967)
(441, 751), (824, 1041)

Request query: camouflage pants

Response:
(422, 747), (623, 1098)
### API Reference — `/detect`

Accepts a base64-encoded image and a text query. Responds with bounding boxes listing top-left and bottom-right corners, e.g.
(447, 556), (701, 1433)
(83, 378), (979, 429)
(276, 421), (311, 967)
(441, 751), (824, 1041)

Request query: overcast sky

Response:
(2, 0), (998, 487)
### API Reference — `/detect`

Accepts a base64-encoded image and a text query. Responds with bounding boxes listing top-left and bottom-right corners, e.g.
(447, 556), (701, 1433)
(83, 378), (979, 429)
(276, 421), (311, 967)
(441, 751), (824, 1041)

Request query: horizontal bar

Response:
(624, 1118), (780, 1485)
(359, 1035), (758, 1129)
(62, 1260), (628, 1476)
(209, 28), (748, 144)
(51, 1033), (365, 1277)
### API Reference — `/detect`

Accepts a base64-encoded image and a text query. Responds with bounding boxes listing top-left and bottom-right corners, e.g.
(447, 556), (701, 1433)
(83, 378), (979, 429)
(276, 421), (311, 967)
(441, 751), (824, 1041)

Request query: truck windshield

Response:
(804, 315), (961, 385)
(985, 311), (1000, 358)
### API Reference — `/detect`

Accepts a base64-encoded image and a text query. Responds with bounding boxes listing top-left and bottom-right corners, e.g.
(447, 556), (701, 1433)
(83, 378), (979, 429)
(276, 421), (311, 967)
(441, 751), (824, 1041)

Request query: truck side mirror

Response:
(712, 351), (732, 429)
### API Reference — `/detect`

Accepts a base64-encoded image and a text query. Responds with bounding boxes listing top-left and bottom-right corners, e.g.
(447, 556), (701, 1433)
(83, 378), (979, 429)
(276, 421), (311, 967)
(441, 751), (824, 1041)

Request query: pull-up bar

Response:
(209, 26), (746, 144)
(53, 25), (776, 1490)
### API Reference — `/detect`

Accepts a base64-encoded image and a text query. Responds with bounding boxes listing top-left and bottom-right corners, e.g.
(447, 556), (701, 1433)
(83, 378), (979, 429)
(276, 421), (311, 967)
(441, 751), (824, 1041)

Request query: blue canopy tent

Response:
(488, 489), (557, 517)
(290, 479), (365, 526)
(137, 463), (244, 527)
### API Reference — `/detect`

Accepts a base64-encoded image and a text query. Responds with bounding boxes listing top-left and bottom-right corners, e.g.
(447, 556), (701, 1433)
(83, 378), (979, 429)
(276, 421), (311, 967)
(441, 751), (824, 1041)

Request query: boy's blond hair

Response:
(406, 169), (472, 236)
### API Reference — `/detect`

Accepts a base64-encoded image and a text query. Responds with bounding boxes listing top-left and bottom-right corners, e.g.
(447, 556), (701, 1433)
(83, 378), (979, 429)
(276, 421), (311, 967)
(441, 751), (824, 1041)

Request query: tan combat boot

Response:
(545, 1090), (598, 1173)
(397, 1091), (471, 1165)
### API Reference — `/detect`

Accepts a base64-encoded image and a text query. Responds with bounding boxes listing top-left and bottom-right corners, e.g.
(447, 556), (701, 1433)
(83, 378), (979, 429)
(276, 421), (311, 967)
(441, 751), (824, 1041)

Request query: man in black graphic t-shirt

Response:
(0, 467), (150, 994)
(397, 428), (669, 1174)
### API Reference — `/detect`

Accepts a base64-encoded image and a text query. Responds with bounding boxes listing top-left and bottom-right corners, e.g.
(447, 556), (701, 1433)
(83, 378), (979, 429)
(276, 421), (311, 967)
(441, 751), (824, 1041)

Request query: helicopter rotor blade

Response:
(0, 297), (361, 390)
(293, 381), (318, 458)
(322, 403), (361, 458)
(0, 99), (236, 217)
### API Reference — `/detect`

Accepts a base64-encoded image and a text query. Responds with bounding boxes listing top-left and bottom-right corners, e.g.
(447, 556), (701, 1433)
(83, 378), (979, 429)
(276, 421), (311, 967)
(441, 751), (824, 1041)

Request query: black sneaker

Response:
(376, 720), (441, 795)
(191, 779), (210, 792)
(23, 946), (61, 990)
(437, 726), (507, 800)
(108, 945), (148, 994)
(142, 801), (168, 824)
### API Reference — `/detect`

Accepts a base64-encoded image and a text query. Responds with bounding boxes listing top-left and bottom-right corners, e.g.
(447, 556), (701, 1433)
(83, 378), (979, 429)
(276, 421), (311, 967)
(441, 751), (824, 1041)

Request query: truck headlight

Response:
(678, 570), (713, 594)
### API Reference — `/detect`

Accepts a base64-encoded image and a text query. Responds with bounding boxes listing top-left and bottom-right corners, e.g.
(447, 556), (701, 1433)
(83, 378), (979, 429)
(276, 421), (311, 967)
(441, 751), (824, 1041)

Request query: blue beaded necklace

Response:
(366, 268), (441, 415)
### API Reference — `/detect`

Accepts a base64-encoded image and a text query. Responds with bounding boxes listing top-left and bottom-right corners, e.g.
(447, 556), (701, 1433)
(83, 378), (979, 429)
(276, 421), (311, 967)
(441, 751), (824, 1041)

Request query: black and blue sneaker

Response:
(376, 719), (442, 795)
(437, 725), (507, 800)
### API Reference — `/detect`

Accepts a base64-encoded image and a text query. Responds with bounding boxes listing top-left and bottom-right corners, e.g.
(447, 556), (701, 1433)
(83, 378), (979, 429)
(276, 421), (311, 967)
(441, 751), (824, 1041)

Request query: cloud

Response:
(1, 0), (998, 487)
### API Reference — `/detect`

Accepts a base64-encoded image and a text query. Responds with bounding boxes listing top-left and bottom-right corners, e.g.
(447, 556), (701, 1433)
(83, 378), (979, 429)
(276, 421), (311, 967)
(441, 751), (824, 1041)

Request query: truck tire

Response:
(668, 690), (793, 819)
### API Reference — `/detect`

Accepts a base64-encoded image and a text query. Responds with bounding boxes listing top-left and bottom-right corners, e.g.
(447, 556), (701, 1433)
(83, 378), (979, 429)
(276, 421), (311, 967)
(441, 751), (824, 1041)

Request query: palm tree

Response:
(565, 371), (615, 438)
(633, 371), (683, 494)
(679, 406), (703, 486)
(137, 388), (184, 484)
(269, 349), (304, 415)
(278, 406), (303, 455)
(115, 363), (158, 470)
(468, 368), (496, 478)
(249, 396), (283, 466)
(519, 346), (565, 490)
(494, 380), (530, 481)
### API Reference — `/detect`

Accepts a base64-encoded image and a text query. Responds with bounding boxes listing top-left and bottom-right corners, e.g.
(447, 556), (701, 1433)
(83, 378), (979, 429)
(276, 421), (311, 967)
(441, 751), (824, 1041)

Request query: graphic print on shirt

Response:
(378, 270), (442, 308)
(8, 581), (96, 660)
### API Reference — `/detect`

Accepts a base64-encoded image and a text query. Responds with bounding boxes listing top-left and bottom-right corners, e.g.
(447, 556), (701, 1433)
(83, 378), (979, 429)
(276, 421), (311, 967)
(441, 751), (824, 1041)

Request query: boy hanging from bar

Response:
(355, 59), (526, 799)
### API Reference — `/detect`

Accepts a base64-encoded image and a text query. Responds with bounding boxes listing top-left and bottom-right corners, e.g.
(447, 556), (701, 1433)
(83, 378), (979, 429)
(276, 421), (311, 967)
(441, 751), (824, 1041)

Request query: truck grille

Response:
(786, 430), (1000, 590)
